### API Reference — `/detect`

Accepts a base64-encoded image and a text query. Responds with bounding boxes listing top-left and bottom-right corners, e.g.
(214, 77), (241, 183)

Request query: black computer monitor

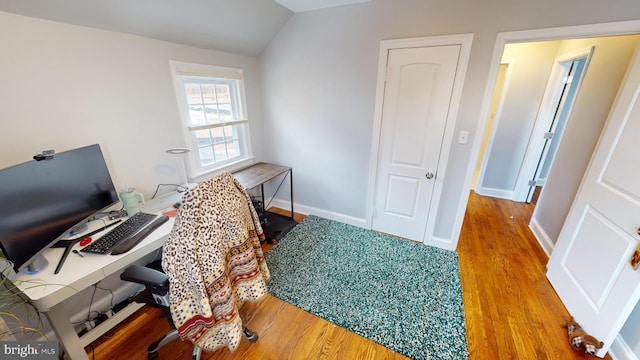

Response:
(0, 144), (119, 273)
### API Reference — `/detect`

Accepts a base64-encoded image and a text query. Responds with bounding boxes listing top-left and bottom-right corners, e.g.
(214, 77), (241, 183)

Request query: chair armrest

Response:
(120, 265), (168, 296)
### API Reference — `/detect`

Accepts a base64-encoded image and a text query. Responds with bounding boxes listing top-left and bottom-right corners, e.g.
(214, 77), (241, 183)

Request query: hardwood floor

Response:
(458, 191), (610, 360)
(86, 196), (611, 359)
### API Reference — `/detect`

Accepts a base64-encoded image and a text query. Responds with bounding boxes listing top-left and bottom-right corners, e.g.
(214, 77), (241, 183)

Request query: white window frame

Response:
(170, 61), (254, 179)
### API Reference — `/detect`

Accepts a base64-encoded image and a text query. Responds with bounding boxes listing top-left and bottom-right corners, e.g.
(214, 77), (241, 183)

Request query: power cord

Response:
(0, 278), (45, 338)
(150, 183), (189, 199)
(83, 282), (115, 332)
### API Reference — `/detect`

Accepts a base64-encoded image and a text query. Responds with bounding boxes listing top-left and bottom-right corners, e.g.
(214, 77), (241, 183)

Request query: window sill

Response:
(190, 156), (256, 183)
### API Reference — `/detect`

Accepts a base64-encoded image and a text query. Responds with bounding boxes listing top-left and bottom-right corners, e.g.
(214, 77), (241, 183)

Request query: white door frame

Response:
(453, 20), (640, 252)
(512, 47), (594, 202)
(366, 33), (473, 249)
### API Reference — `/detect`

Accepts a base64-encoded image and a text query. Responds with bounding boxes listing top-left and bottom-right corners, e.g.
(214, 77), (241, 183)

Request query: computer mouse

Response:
(80, 237), (92, 247)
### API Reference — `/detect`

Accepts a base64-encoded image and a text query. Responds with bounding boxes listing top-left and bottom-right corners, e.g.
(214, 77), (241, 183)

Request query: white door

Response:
(546, 44), (640, 358)
(372, 45), (461, 241)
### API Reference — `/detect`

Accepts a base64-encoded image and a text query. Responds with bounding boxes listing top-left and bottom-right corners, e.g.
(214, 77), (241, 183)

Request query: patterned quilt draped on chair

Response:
(161, 172), (270, 352)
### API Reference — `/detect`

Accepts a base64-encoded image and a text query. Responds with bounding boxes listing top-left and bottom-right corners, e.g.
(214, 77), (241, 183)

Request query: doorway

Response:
(472, 35), (640, 255)
(458, 24), (640, 357)
(517, 53), (590, 203)
(474, 40), (593, 202)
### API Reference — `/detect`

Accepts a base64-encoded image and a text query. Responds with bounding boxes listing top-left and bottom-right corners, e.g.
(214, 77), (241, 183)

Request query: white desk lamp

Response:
(165, 147), (194, 190)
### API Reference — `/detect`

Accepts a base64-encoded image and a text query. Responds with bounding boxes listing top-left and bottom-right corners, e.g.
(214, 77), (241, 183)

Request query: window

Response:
(171, 61), (253, 177)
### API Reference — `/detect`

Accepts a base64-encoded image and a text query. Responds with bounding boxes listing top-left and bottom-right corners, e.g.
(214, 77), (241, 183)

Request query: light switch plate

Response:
(458, 131), (469, 144)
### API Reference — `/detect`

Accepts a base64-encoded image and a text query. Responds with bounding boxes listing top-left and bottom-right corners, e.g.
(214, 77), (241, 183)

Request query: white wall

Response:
(0, 11), (266, 197)
(260, 11), (381, 222)
(0, 10), (267, 341)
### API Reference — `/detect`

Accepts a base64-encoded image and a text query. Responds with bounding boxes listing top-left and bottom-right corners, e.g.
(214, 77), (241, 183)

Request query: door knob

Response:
(425, 172), (434, 179)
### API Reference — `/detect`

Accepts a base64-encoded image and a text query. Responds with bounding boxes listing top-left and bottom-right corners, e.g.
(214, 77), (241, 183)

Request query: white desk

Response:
(9, 191), (181, 360)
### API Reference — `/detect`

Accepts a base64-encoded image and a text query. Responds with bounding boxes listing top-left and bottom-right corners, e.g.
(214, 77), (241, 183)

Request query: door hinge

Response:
(562, 75), (574, 84)
(528, 180), (537, 187)
(543, 132), (554, 140)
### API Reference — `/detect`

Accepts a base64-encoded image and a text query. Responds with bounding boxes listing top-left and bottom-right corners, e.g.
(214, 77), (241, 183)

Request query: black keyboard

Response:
(81, 212), (158, 254)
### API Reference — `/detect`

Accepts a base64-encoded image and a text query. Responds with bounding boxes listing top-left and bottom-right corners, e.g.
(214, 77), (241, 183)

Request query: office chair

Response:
(120, 172), (270, 360)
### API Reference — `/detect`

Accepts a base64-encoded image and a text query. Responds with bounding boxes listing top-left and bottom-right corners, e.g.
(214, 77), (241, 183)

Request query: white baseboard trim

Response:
(609, 334), (639, 360)
(269, 198), (367, 228)
(429, 236), (455, 251)
(270, 199), (456, 251)
(473, 186), (514, 200)
(271, 199), (456, 251)
(529, 217), (554, 256)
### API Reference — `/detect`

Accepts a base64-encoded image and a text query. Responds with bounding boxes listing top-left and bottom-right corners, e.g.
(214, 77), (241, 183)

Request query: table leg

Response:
(289, 169), (294, 220)
(45, 303), (89, 360)
(260, 184), (265, 213)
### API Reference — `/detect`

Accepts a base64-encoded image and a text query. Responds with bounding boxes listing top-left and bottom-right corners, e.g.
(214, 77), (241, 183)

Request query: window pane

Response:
(215, 84), (231, 103)
(209, 127), (225, 144)
(226, 140), (240, 158)
(198, 146), (214, 166)
(218, 104), (233, 122)
(188, 105), (205, 126)
(204, 105), (221, 124)
(184, 83), (202, 104)
(201, 84), (216, 104)
(225, 125), (238, 141)
(213, 143), (228, 161)
(195, 129), (212, 146)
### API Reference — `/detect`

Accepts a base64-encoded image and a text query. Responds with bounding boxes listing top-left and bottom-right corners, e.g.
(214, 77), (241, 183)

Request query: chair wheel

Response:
(242, 327), (259, 342)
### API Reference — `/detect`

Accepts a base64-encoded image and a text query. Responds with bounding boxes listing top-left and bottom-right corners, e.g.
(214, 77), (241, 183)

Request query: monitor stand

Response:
(26, 255), (49, 274)
(68, 223), (89, 237)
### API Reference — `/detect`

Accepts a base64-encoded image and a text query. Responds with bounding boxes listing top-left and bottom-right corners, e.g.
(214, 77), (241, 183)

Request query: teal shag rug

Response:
(264, 215), (468, 360)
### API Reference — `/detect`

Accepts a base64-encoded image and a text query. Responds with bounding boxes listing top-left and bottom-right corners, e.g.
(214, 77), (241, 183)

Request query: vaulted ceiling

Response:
(0, 0), (371, 56)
